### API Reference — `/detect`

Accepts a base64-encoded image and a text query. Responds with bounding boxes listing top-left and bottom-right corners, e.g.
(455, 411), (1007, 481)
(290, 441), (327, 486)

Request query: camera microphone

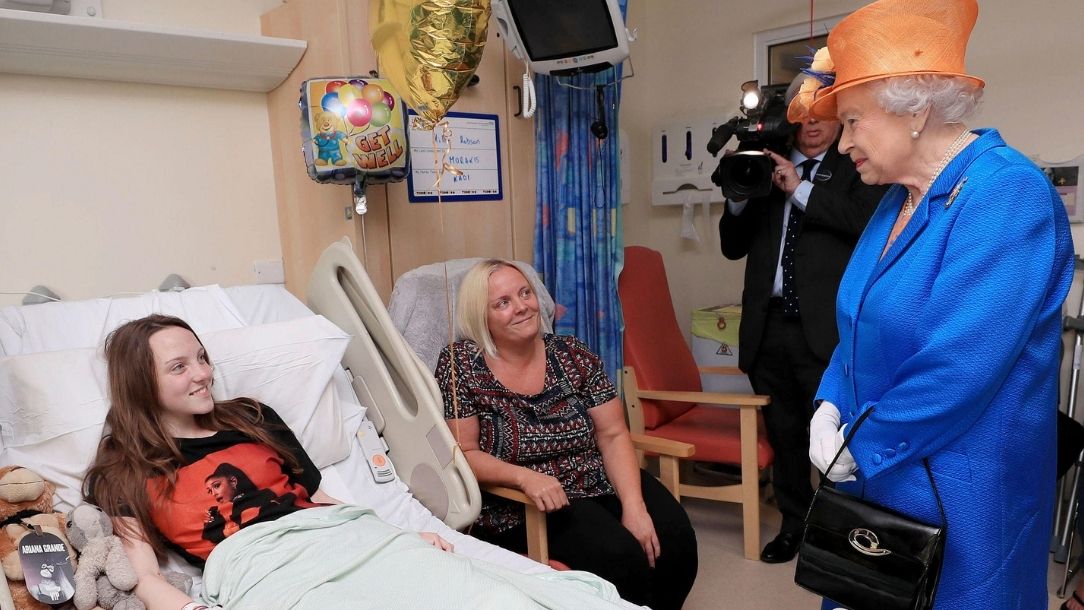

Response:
(706, 117), (740, 156)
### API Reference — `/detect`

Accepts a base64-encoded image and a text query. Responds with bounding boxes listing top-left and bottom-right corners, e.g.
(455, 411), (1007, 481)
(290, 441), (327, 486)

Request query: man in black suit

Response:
(718, 116), (886, 563)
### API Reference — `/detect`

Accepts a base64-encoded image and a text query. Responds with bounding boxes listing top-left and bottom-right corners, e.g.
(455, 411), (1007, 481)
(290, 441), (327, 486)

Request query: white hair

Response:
(871, 75), (983, 124)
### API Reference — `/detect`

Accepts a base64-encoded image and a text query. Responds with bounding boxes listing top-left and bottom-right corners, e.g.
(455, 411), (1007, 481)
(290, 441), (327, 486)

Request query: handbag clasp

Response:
(848, 528), (892, 556)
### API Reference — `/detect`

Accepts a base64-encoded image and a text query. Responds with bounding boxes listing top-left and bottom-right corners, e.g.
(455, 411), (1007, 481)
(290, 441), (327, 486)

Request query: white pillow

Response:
(0, 285), (248, 356)
(203, 316), (353, 468)
(0, 347), (107, 511)
(0, 315), (353, 512)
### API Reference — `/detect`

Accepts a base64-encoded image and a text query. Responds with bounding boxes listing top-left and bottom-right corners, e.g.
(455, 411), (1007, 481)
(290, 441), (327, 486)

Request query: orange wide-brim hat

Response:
(787, 0), (985, 123)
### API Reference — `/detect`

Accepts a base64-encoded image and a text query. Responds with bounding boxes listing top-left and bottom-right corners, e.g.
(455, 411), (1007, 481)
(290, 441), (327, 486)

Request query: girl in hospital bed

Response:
(83, 314), (634, 610)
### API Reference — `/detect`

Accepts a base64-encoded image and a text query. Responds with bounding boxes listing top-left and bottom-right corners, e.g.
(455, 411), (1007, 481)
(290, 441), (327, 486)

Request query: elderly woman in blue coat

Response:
(788, 0), (1074, 608)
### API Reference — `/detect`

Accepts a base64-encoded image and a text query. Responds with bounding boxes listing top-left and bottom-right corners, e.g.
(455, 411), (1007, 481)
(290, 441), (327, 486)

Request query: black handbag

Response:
(794, 409), (946, 610)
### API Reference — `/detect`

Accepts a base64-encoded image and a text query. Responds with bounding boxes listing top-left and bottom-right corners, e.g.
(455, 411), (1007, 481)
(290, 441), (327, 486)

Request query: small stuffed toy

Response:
(66, 503), (137, 610)
(99, 570), (191, 610)
(67, 503), (190, 610)
(0, 465), (76, 610)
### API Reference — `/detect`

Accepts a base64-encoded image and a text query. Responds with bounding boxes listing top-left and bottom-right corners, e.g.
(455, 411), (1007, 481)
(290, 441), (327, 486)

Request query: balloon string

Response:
(431, 123), (446, 235)
(809, 0), (814, 40)
(446, 260), (461, 447)
(424, 119), (463, 447)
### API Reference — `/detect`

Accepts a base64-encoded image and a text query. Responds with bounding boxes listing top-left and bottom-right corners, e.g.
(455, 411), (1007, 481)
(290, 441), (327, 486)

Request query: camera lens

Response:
(715, 152), (775, 200)
(730, 157), (768, 190)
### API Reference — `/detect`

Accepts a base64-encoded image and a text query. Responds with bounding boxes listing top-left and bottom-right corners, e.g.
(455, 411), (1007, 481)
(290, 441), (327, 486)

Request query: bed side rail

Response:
(307, 238), (481, 530)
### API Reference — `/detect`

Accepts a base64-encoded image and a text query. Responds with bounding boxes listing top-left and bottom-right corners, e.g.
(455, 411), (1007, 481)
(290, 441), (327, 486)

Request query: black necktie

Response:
(781, 159), (818, 318)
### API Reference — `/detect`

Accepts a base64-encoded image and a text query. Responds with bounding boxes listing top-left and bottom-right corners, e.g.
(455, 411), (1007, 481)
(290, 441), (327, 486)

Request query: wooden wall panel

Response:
(262, 0), (393, 302)
(384, 25), (513, 278)
(264, 0), (536, 303)
(500, 33), (538, 265)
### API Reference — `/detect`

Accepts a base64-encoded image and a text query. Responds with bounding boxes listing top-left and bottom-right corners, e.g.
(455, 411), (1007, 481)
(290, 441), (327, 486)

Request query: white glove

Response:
(809, 401), (857, 482)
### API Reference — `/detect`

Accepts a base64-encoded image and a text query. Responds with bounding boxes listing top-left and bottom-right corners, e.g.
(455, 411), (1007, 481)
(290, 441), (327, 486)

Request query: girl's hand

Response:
(419, 532), (454, 552)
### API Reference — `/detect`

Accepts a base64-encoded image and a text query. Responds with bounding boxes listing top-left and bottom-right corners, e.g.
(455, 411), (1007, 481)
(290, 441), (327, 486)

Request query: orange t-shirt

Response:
(147, 406), (320, 567)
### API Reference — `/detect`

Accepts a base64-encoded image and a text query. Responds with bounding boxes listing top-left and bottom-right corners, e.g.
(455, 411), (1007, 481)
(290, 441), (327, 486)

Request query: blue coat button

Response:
(897, 442), (909, 451)
(885, 449), (896, 458)
(872, 454), (883, 465)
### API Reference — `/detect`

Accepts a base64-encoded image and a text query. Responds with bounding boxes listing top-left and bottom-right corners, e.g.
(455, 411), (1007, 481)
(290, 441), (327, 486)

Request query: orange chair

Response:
(619, 245), (774, 560)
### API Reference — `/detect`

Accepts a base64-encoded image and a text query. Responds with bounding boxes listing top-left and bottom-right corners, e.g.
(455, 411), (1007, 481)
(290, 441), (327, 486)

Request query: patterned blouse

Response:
(435, 334), (618, 534)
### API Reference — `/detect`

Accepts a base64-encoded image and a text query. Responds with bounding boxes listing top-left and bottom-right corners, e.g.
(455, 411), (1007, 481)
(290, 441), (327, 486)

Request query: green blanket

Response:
(199, 504), (635, 609)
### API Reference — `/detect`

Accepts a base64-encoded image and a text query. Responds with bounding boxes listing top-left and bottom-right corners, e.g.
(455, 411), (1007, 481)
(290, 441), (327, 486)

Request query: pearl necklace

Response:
(902, 129), (971, 217)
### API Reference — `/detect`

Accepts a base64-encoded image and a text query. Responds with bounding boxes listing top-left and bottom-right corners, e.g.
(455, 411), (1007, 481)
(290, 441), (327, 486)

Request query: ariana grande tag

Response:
(18, 530), (75, 605)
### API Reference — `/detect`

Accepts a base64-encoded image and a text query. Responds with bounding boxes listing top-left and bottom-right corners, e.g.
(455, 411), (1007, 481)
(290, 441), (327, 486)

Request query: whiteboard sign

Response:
(407, 111), (503, 202)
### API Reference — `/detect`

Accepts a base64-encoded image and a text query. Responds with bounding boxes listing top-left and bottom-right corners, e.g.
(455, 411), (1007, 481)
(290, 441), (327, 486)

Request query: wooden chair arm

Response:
(480, 484), (549, 564)
(635, 388), (769, 408)
(483, 484), (530, 504)
(698, 365), (744, 376)
(629, 433), (695, 458)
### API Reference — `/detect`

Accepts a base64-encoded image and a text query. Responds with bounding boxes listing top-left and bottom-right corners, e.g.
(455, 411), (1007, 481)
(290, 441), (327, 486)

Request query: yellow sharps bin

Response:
(690, 304), (754, 393)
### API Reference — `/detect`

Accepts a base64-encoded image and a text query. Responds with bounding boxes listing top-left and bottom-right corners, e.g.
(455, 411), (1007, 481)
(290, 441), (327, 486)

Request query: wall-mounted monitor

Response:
(491, 0), (629, 76)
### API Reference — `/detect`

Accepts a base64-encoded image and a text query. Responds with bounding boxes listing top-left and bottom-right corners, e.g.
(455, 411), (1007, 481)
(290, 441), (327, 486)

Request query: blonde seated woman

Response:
(436, 259), (698, 610)
(83, 314), (639, 609)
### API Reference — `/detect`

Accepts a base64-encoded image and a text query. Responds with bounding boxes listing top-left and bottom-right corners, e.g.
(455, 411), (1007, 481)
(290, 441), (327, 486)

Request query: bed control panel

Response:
(358, 419), (396, 483)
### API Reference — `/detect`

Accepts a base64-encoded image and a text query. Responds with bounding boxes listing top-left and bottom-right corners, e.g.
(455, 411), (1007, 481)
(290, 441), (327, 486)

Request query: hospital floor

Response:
(678, 470), (1074, 609)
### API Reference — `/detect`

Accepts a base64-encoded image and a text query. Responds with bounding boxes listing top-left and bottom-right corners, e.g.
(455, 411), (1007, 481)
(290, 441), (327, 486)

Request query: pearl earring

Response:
(911, 130), (920, 140)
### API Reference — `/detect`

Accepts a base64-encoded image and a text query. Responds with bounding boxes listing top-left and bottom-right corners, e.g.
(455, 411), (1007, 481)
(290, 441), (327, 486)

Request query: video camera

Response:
(707, 80), (797, 200)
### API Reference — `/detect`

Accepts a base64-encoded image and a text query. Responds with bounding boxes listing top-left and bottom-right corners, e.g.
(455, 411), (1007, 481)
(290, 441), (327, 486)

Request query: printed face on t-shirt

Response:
(205, 475), (237, 503)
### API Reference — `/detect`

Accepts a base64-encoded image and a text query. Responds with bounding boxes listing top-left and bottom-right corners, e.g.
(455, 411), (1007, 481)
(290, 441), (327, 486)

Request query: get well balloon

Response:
(369, 0), (490, 128)
(300, 77), (410, 214)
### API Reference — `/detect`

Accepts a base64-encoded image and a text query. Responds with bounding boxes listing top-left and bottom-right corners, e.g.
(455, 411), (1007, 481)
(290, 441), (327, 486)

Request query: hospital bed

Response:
(0, 239), (640, 607)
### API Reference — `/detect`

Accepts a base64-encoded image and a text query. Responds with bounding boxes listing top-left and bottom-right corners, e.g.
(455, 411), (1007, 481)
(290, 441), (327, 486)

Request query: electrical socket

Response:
(253, 260), (285, 284)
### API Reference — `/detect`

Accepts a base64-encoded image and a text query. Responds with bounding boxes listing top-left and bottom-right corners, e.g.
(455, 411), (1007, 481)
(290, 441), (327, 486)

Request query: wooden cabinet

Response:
(262, 0), (535, 303)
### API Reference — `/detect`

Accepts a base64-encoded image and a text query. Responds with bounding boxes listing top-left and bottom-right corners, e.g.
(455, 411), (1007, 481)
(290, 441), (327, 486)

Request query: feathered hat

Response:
(787, 0), (985, 122)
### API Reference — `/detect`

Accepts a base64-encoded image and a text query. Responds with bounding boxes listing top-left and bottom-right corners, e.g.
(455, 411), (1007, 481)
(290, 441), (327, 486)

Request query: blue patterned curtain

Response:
(533, 1), (626, 383)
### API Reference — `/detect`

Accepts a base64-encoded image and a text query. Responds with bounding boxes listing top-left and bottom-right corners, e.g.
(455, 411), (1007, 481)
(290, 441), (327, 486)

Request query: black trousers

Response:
(749, 307), (828, 535)
(479, 469), (698, 610)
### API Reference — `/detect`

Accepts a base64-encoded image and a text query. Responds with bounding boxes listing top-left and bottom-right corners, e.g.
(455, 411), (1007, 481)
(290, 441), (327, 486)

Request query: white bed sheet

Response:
(321, 409), (548, 575)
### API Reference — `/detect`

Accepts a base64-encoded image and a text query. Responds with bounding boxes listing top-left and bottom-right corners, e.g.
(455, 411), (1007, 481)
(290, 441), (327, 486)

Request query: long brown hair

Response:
(83, 314), (303, 557)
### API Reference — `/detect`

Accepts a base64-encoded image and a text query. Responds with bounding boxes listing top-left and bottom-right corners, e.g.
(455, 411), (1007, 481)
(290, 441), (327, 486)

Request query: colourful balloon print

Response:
(338, 84), (363, 107)
(361, 84), (385, 106)
(346, 99), (373, 127)
(369, 102), (391, 128)
(321, 92), (345, 116)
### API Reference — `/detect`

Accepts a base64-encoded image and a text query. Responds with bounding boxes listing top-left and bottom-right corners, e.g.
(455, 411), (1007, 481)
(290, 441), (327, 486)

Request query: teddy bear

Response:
(67, 503), (191, 610)
(97, 570), (191, 610)
(0, 465), (78, 610)
(66, 504), (137, 610)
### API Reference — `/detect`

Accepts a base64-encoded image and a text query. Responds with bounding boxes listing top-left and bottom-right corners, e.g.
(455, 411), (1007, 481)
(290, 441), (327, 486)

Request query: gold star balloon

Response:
(370, 0), (490, 129)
